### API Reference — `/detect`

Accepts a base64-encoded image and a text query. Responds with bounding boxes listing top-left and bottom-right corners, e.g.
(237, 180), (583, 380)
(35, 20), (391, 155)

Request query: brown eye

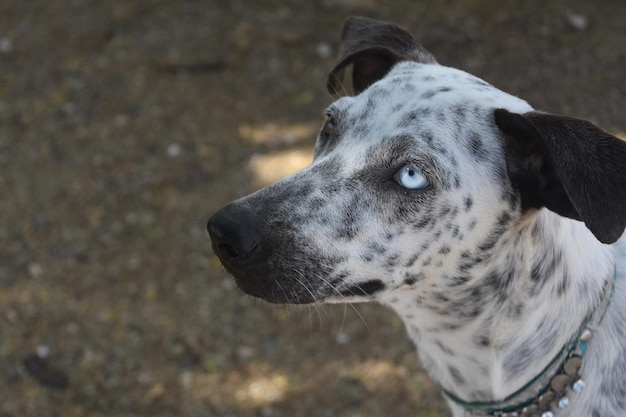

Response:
(323, 116), (335, 136)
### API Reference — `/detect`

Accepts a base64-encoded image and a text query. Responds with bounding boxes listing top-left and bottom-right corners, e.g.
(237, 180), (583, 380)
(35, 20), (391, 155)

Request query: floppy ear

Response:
(495, 109), (626, 244)
(327, 16), (437, 96)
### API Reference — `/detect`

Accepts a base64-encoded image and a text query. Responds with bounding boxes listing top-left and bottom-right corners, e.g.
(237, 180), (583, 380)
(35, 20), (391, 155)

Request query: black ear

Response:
(327, 16), (437, 96)
(495, 109), (626, 244)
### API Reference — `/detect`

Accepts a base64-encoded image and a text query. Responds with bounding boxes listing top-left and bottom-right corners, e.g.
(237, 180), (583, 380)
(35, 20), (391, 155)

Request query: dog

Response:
(208, 17), (626, 417)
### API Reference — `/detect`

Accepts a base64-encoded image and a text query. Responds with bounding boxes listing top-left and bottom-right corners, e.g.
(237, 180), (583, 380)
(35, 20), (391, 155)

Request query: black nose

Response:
(207, 206), (260, 266)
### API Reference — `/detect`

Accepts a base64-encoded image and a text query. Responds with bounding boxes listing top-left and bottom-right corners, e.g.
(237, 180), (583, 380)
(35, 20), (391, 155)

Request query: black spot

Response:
(530, 250), (562, 296)
(448, 366), (466, 385)
(307, 197), (327, 211)
(435, 340), (455, 356)
(458, 252), (488, 272)
(502, 189), (519, 209)
(433, 292), (449, 303)
(467, 133), (488, 161)
(385, 254), (399, 269)
(448, 275), (471, 287)
(477, 212), (512, 252)
(404, 273), (422, 285)
(402, 83), (416, 92)
(453, 104), (467, 119)
(404, 254), (419, 267)
(473, 334), (490, 348)
(439, 246), (451, 255)
(400, 108), (433, 128)
(441, 322), (463, 331)
(464, 197), (473, 211)
(505, 302), (524, 319)
(413, 217), (431, 229)
(556, 272), (569, 296)
(422, 130), (434, 144)
(453, 175), (461, 189)
(339, 280), (386, 297)
(335, 224), (357, 241)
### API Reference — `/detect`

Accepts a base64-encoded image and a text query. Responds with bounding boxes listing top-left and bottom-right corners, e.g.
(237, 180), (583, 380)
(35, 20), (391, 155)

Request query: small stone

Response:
(36, 345), (51, 358)
(28, 263), (43, 279)
(566, 13), (588, 31)
(167, 143), (182, 157)
(316, 42), (332, 59)
(237, 345), (255, 360)
(557, 396), (569, 409)
(0, 38), (12, 53)
(541, 412), (554, 417)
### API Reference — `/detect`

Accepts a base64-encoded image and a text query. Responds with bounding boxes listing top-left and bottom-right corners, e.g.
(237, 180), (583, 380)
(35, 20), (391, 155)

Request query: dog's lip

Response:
(337, 280), (386, 297)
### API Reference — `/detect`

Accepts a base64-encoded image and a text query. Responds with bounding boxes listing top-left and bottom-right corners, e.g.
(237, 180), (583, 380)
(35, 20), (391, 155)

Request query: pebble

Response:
(316, 42), (332, 59)
(0, 38), (12, 53)
(167, 143), (182, 157)
(28, 263), (43, 279)
(566, 13), (588, 31)
(36, 344), (51, 359)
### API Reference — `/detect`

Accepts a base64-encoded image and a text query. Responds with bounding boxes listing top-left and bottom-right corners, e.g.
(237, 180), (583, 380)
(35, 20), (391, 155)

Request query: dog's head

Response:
(208, 17), (626, 304)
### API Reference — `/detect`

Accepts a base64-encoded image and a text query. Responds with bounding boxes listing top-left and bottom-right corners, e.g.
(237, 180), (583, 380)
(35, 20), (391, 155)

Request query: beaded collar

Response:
(442, 266), (616, 417)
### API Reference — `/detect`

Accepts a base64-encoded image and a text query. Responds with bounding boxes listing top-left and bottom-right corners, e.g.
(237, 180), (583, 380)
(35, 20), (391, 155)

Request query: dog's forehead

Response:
(332, 62), (532, 141)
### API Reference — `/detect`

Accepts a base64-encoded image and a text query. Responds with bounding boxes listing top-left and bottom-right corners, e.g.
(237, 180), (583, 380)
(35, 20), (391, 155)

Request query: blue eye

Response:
(394, 165), (429, 190)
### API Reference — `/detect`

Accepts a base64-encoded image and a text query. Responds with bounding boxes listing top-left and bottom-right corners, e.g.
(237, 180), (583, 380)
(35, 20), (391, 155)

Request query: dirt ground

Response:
(1, 1), (625, 416)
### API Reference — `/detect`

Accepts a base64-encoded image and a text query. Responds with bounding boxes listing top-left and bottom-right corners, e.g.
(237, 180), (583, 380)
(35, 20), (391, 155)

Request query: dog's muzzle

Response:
(207, 202), (326, 304)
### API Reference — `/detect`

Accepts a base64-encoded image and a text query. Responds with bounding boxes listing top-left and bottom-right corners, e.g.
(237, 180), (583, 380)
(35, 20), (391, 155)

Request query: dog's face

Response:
(208, 17), (626, 305)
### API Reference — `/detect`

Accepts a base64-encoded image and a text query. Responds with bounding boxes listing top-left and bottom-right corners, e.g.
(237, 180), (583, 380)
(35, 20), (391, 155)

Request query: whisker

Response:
(328, 71), (350, 98)
(291, 271), (324, 329)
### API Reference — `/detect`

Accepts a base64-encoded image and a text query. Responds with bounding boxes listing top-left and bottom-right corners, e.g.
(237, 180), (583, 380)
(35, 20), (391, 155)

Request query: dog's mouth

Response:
(337, 280), (386, 297)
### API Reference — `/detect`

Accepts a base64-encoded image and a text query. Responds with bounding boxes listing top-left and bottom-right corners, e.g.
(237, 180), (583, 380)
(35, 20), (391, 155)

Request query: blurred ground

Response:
(0, 1), (625, 416)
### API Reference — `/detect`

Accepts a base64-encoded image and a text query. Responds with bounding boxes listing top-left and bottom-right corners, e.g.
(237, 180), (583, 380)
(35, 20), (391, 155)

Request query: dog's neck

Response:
(382, 209), (614, 407)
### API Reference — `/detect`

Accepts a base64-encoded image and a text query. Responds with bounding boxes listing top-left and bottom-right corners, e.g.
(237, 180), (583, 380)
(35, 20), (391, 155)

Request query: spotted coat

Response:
(209, 17), (626, 417)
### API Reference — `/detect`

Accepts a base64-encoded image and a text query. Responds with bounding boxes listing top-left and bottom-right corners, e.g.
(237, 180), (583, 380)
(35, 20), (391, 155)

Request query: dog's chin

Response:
(231, 273), (386, 305)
